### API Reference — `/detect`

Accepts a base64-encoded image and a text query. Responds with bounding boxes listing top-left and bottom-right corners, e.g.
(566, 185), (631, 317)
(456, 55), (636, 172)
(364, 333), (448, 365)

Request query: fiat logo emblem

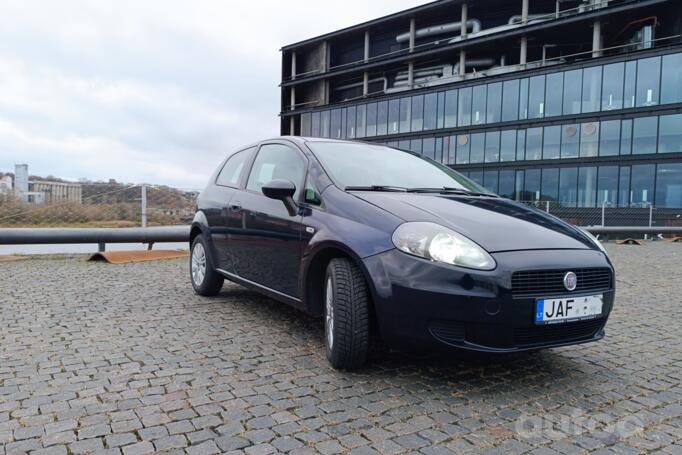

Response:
(563, 271), (577, 291)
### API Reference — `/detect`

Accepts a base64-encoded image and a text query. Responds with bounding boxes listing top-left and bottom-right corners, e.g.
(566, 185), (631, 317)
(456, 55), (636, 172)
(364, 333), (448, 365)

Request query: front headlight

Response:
(392, 222), (496, 270)
(580, 228), (609, 257)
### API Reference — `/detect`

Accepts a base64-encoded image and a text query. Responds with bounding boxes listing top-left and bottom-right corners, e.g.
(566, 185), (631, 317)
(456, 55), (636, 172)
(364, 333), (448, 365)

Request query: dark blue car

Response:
(190, 137), (615, 369)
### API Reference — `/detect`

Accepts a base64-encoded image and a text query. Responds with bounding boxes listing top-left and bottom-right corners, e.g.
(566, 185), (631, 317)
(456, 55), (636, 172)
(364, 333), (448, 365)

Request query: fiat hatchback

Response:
(189, 137), (615, 369)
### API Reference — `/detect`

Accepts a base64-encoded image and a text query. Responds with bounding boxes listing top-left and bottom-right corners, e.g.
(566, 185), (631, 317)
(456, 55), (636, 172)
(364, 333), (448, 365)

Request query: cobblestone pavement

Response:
(1, 243), (681, 455)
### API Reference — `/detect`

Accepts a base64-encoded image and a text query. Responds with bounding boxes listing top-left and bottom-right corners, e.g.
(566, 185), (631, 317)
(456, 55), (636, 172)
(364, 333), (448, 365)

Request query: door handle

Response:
(229, 202), (242, 211)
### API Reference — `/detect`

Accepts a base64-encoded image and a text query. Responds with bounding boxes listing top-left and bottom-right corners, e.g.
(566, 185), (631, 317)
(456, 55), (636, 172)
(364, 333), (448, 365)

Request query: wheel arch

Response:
(302, 243), (379, 329)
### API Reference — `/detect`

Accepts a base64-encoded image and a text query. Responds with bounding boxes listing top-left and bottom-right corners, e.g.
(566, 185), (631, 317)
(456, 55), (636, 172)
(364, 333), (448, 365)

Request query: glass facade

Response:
(297, 50), (682, 207)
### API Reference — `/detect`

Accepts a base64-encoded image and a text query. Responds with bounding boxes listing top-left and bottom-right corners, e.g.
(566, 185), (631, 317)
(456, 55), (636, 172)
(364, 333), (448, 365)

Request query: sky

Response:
(0, 0), (427, 189)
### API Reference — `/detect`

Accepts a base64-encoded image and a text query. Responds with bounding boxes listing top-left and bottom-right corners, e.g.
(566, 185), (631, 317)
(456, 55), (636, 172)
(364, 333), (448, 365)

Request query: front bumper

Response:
(362, 248), (615, 353)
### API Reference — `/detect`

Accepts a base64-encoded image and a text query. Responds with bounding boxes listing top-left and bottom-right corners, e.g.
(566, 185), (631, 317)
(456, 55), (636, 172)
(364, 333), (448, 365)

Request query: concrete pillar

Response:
(364, 31), (370, 62)
(592, 20), (602, 57)
(290, 86), (296, 110)
(520, 0), (529, 65)
(408, 62), (414, 87)
(363, 72), (369, 96)
(409, 18), (416, 51)
(291, 51), (296, 80)
(323, 41), (330, 72)
(289, 116), (295, 135)
(459, 2), (467, 76)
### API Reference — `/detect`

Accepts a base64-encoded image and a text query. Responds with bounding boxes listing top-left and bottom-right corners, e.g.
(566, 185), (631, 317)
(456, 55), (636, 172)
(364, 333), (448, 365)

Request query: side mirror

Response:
(262, 179), (298, 216)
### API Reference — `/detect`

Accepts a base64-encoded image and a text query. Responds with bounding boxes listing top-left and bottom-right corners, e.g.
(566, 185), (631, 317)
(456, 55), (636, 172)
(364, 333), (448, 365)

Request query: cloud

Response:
(0, 0), (427, 188)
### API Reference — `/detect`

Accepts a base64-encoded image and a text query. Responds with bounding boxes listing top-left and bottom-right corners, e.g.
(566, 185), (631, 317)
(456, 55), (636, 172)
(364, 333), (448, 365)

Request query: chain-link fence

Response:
(0, 184), (199, 228)
(521, 201), (682, 229)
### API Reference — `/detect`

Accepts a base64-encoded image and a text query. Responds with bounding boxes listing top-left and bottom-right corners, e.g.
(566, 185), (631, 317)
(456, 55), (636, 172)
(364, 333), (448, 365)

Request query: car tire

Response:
(324, 257), (370, 370)
(190, 235), (224, 296)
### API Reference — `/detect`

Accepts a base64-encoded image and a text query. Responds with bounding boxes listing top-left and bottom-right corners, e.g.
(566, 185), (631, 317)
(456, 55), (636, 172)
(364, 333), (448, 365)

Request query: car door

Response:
(227, 142), (307, 298)
(207, 147), (255, 272)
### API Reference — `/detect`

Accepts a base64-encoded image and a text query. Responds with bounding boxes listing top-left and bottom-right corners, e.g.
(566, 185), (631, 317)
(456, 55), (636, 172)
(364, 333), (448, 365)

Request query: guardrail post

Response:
(98, 242), (105, 252)
(141, 184), (147, 228)
(545, 201), (550, 213)
(648, 203), (653, 228)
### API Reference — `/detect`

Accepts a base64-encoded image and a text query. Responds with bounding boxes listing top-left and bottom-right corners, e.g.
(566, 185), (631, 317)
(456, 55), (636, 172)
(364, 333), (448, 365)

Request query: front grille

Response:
(511, 268), (612, 297)
(514, 318), (605, 347)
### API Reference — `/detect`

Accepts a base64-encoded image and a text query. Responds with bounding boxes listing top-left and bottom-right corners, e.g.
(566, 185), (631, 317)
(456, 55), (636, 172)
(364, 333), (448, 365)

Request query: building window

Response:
(545, 73), (563, 117)
(500, 130), (516, 162)
(559, 167), (578, 207)
(499, 170), (515, 199)
(620, 119), (632, 155)
(661, 53), (682, 105)
(437, 92), (446, 129)
(602, 62), (624, 111)
(399, 97), (411, 133)
(457, 86), (472, 126)
(579, 122), (599, 158)
(311, 111), (321, 137)
(597, 166), (618, 206)
(387, 99), (399, 134)
(486, 82), (502, 124)
(422, 137), (435, 159)
(541, 168), (559, 201)
(470, 133), (485, 163)
(581, 66), (602, 113)
(469, 171), (483, 186)
(399, 139), (410, 150)
(658, 114), (682, 154)
(516, 129), (526, 161)
(376, 101), (388, 136)
(526, 127), (543, 160)
(636, 56), (660, 107)
(320, 110), (330, 138)
(484, 131), (500, 163)
(655, 163), (682, 208)
(524, 169), (541, 201)
(366, 103), (378, 137)
(356, 104), (366, 138)
(515, 170), (525, 200)
(561, 124), (579, 158)
(618, 166), (631, 207)
(410, 95), (424, 132)
(502, 79), (519, 122)
(630, 164), (655, 206)
(330, 109), (342, 139)
(632, 116), (658, 155)
(623, 60), (637, 109)
(346, 105), (356, 139)
(599, 120), (620, 156)
(456, 134), (469, 164)
(301, 113), (312, 136)
(472, 85), (487, 125)
(444, 89), (458, 128)
(528, 75), (545, 119)
(483, 170), (499, 193)
(519, 78), (529, 120)
(543, 125), (561, 159)
(409, 138), (422, 154)
(563, 69), (582, 115)
(435, 137), (444, 163)
(578, 166), (597, 207)
(423, 93), (438, 130)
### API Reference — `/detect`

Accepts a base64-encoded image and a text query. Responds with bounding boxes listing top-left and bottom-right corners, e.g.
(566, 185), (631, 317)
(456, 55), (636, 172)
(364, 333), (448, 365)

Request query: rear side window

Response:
(216, 148), (253, 187)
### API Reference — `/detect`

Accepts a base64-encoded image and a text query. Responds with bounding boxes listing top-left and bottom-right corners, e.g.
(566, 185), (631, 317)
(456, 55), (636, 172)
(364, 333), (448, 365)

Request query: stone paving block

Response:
(0, 245), (679, 455)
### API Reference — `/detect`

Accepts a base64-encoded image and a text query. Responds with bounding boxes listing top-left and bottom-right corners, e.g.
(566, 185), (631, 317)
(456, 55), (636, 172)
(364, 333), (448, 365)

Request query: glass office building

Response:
(281, 0), (682, 208)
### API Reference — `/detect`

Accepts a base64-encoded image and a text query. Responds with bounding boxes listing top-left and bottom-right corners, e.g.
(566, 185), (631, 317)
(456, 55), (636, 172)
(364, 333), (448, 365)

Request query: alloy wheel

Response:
(325, 276), (334, 349)
(191, 243), (206, 286)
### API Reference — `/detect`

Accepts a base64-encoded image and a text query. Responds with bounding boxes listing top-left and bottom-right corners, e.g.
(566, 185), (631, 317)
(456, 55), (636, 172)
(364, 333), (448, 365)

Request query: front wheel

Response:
(190, 235), (224, 296)
(324, 258), (370, 370)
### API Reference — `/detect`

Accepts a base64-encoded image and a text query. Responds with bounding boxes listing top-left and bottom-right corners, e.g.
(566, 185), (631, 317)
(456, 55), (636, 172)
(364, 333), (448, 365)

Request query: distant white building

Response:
(10, 164), (82, 204)
(0, 175), (12, 193)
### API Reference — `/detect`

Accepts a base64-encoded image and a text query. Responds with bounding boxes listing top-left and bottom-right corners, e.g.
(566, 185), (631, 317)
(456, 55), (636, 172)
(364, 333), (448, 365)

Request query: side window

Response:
(216, 148), (252, 187)
(246, 144), (306, 199)
(304, 179), (322, 206)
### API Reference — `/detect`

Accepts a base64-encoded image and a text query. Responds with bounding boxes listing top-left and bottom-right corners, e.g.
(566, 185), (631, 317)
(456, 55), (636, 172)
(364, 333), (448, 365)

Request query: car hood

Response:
(352, 192), (595, 253)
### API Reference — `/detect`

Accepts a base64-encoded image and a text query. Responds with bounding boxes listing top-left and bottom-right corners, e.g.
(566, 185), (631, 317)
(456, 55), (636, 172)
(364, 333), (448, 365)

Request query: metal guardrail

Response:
(0, 225), (680, 253)
(0, 226), (190, 251)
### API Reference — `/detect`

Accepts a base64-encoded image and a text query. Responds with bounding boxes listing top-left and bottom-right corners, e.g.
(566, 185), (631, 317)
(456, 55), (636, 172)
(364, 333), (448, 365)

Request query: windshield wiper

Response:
(406, 187), (498, 197)
(345, 185), (408, 192)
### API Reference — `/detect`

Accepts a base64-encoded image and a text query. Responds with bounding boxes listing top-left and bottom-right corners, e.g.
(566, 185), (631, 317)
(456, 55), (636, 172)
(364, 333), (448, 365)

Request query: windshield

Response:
(307, 141), (492, 194)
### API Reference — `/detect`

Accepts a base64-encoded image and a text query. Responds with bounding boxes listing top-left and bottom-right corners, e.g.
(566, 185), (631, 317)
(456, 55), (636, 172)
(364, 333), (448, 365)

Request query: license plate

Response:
(535, 294), (603, 324)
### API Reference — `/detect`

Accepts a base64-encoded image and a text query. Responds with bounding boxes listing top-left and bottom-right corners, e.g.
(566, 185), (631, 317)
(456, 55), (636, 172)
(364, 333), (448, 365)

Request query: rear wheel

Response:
(190, 235), (223, 296)
(324, 258), (370, 370)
